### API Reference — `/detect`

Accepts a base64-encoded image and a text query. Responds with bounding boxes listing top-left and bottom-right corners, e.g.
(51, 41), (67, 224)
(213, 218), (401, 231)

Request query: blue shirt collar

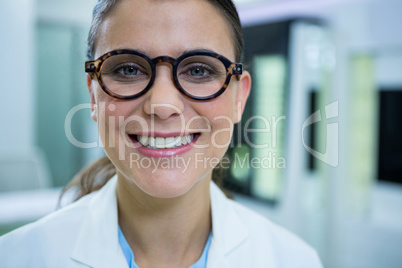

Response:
(118, 226), (212, 268)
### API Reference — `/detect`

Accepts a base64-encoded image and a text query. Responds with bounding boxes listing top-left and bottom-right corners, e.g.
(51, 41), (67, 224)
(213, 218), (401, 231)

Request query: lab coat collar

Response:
(208, 183), (277, 268)
(71, 175), (127, 268)
(70, 176), (250, 267)
(209, 182), (248, 256)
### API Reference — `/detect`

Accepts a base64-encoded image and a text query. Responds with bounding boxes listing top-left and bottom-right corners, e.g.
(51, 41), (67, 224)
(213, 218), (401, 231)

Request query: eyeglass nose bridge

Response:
(148, 55), (182, 92)
(151, 55), (178, 66)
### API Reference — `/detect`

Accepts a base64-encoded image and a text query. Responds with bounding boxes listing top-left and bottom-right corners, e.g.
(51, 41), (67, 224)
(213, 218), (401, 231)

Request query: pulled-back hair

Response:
(62, 0), (242, 202)
(87, 0), (244, 61)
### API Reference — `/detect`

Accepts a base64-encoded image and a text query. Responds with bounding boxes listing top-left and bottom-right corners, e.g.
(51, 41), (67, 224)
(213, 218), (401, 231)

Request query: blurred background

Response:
(1, 0), (401, 267)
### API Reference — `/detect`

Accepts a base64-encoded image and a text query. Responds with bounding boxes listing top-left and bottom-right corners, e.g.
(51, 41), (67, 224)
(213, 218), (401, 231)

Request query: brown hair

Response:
(62, 0), (242, 203)
(87, 0), (244, 62)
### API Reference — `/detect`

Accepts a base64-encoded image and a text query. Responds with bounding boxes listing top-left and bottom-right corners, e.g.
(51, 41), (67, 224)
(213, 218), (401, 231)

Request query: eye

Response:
(190, 66), (208, 77)
(120, 66), (139, 76)
(180, 63), (215, 78)
(105, 62), (149, 82)
(177, 56), (226, 84)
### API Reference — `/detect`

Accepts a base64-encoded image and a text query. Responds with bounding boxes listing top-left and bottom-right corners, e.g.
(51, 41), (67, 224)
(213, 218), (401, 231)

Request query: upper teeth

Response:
(137, 134), (195, 149)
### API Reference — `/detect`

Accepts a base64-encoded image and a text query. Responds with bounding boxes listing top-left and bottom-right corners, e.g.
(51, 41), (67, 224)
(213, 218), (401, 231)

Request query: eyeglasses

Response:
(85, 49), (242, 101)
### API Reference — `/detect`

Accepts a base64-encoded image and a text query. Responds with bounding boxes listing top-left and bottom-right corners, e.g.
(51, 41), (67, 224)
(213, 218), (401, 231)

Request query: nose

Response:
(143, 64), (185, 120)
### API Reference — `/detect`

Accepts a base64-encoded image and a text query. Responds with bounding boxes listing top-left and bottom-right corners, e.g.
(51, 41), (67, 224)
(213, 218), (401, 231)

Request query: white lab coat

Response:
(0, 176), (323, 267)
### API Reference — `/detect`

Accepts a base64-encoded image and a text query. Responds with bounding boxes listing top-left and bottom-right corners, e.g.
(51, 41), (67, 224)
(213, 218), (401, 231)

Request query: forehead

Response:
(95, 0), (235, 60)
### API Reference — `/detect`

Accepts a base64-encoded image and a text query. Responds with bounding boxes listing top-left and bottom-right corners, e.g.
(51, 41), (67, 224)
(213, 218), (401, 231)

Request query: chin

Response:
(132, 169), (205, 199)
(139, 180), (196, 199)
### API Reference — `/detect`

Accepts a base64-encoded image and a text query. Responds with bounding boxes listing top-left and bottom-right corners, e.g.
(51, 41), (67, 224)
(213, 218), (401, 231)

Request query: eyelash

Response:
(179, 63), (217, 75)
(114, 63), (143, 74)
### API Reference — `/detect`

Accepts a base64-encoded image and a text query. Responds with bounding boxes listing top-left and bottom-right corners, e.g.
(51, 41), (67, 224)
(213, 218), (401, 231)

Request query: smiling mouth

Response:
(130, 134), (200, 149)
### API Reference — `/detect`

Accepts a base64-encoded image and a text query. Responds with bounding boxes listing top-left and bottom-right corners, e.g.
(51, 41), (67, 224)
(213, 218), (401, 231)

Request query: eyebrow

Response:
(180, 48), (218, 55)
(113, 47), (219, 58)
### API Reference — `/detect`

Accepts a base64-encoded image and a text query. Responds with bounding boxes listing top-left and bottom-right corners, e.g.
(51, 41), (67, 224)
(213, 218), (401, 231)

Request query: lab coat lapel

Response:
(70, 178), (273, 267)
(70, 176), (127, 268)
(208, 182), (278, 268)
(207, 183), (248, 267)
(205, 240), (232, 268)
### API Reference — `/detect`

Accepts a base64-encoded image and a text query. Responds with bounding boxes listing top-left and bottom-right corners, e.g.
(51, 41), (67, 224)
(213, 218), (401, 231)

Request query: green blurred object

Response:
(250, 55), (286, 201)
(230, 144), (251, 182)
(35, 23), (93, 187)
(0, 222), (31, 237)
(346, 54), (377, 216)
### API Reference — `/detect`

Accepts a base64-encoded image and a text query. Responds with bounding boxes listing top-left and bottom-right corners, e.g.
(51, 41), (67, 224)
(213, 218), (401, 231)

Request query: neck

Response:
(116, 172), (212, 267)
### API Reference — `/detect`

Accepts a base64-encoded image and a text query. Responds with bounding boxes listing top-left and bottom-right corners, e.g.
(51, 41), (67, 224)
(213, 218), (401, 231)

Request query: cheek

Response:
(94, 94), (135, 150)
(96, 101), (121, 150)
(198, 96), (236, 150)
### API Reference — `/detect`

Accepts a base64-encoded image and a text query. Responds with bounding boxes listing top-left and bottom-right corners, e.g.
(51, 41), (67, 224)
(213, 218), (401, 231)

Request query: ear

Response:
(234, 71), (251, 124)
(87, 75), (98, 122)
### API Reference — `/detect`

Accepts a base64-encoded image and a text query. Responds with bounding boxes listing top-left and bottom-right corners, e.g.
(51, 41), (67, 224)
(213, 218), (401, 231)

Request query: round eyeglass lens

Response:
(177, 55), (227, 98)
(100, 54), (152, 97)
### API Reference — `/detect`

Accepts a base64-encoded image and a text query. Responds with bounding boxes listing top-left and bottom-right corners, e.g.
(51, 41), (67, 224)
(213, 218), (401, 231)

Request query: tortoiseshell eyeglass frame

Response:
(85, 49), (243, 101)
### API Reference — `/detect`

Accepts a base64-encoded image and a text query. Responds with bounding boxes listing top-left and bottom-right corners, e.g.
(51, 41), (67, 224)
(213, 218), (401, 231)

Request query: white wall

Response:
(0, 0), (35, 152)
(36, 0), (97, 26)
(35, 0), (103, 185)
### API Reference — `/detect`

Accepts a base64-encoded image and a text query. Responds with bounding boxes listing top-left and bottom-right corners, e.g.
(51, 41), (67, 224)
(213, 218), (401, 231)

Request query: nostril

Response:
(143, 91), (185, 119)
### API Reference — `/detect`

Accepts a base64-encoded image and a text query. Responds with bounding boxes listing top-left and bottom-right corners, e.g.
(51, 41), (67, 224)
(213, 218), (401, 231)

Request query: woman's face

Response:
(88, 0), (250, 198)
